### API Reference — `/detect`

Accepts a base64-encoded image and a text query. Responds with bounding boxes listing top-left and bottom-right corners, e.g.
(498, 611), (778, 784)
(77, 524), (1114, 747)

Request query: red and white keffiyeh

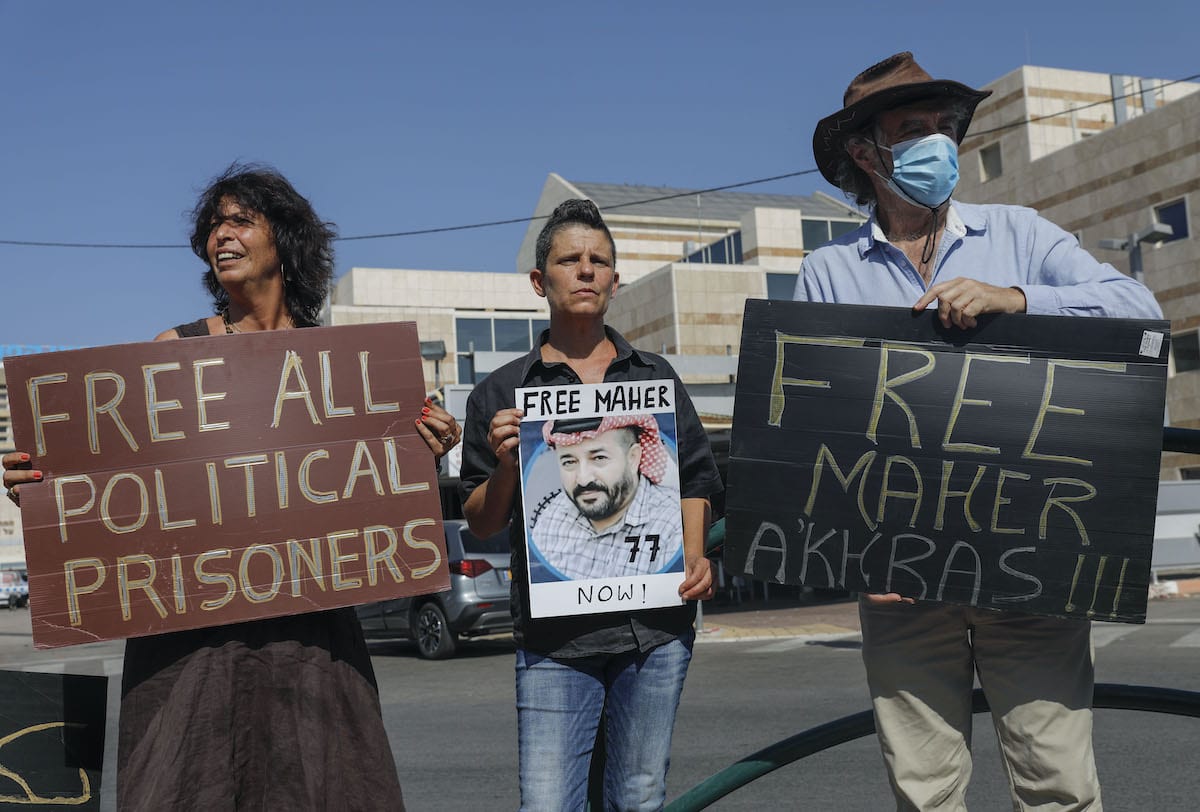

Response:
(542, 414), (669, 484)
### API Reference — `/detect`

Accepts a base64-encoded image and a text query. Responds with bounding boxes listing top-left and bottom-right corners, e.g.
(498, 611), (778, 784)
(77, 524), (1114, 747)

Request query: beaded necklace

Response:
(220, 308), (242, 334)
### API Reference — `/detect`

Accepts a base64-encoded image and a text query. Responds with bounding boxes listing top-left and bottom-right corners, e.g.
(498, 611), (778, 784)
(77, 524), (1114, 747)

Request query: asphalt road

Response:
(2, 597), (1198, 810)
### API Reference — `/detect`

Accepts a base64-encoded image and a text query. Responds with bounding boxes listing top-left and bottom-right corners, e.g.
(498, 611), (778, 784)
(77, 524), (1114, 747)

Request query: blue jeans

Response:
(515, 634), (694, 812)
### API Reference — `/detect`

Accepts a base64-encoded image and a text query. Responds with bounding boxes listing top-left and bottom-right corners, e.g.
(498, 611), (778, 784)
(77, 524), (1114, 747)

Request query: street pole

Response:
(1129, 235), (1145, 283)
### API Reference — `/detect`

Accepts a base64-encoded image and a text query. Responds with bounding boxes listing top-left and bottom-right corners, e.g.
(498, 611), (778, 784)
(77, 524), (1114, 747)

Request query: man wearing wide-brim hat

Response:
(796, 52), (1162, 810)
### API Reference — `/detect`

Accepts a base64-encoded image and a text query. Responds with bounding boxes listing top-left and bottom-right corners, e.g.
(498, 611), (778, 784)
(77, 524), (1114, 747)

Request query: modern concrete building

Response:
(516, 174), (864, 283)
(955, 65), (1200, 479)
(328, 267), (550, 395)
(329, 174), (866, 393)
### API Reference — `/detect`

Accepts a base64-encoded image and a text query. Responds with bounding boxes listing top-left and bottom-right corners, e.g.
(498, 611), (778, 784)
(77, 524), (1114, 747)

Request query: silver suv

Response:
(356, 520), (512, 659)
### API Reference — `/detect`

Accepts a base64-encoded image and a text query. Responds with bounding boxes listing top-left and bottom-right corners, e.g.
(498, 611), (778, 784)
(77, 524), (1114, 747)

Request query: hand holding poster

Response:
(725, 300), (1169, 623)
(517, 380), (685, 617)
(5, 323), (449, 648)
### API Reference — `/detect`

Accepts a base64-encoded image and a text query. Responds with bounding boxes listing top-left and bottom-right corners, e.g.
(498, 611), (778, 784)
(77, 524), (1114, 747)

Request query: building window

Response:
(457, 356), (478, 386)
(454, 317), (547, 384)
(1154, 199), (1189, 243)
(766, 273), (798, 300)
(829, 220), (859, 240)
(684, 231), (742, 264)
(456, 318), (493, 353)
(801, 220), (831, 250)
(494, 320), (532, 351)
(979, 143), (1003, 182)
(1173, 331), (1200, 374)
(1181, 467), (1200, 480)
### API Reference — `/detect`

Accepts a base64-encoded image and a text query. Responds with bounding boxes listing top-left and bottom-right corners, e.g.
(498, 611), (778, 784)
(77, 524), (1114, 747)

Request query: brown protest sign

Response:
(5, 323), (448, 649)
(725, 300), (1169, 623)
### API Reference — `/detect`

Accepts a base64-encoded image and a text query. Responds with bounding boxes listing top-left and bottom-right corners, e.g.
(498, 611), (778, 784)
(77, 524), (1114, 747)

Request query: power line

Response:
(337, 169), (820, 242)
(0, 168), (821, 250)
(2, 72), (1197, 251)
(0, 239), (189, 249)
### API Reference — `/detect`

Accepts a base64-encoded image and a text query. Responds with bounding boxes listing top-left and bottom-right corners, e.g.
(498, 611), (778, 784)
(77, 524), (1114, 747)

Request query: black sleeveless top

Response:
(173, 317), (211, 338)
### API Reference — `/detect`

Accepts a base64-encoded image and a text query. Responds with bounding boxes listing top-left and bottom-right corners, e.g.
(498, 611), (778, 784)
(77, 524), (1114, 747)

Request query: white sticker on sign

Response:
(1139, 331), (1164, 358)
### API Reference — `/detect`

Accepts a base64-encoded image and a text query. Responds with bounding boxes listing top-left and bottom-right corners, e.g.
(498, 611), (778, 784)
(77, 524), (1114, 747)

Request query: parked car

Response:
(1, 570), (29, 610)
(356, 519), (512, 659)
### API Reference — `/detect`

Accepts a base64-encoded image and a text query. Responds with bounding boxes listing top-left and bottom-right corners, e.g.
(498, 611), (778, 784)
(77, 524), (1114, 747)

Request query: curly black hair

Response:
(190, 163), (337, 327)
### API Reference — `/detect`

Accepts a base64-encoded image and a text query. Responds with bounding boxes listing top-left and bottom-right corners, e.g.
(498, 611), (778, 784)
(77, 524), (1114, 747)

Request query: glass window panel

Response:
(1174, 332), (1200, 373)
(829, 220), (859, 240)
(456, 355), (477, 385)
(495, 319), (531, 351)
(802, 219), (831, 249)
(731, 231), (743, 262)
(766, 273), (798, 301)
(979, 143), (1003, 182)
(531, 320), (549, 342)
(455, 318), (493, 353)
(1154, 200), (1189, 242)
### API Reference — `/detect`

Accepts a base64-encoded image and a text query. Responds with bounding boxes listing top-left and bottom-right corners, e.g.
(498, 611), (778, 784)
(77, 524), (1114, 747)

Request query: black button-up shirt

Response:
(459, 327), (723, 658)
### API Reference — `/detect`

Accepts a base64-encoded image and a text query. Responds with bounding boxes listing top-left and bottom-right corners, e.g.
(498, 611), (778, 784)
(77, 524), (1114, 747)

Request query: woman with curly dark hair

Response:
(182, 163), (337, 333)
(4, 164), (458, 810)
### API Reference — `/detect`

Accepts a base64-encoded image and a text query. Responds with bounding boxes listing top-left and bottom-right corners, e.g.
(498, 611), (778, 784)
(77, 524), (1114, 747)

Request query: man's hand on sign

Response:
(913, 278), (1027, 329)
(486, 408), (524, 469)
(679, 554), (714, 602)
(863, 592), (917, 606)
(1, 451), (41, 508)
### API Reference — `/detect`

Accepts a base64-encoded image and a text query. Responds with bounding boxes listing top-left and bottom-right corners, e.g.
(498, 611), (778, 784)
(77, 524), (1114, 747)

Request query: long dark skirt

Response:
(118, 608), (404, 811)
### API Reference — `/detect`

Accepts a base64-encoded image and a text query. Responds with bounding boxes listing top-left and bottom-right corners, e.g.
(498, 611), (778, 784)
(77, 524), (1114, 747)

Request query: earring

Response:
(280, 262), (287, 284)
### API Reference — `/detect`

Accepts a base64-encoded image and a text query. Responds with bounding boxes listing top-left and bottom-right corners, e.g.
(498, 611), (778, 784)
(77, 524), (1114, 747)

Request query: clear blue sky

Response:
(3, 1), (1196, 348)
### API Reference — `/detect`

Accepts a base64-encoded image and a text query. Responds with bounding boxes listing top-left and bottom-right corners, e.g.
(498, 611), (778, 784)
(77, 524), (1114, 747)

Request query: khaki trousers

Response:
(860, 600), (1102, 811)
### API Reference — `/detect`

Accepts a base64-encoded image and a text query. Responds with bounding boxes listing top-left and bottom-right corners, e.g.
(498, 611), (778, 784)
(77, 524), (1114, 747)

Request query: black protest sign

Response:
(0, 671), (107, 809)
(725, 300), (1169, 623)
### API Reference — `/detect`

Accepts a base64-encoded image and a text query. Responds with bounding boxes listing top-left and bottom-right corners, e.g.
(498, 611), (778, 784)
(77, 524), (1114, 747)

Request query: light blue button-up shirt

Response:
(794, 200), (1163, 319)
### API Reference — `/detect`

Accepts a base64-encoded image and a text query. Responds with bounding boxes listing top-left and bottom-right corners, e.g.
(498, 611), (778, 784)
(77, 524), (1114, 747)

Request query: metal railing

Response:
(1163, 426), (1200, 455)
(665, 684), (1200, 811)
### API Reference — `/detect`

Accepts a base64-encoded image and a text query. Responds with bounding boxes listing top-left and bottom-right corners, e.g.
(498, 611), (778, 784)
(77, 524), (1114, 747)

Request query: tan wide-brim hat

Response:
(812, 52), (992, 185)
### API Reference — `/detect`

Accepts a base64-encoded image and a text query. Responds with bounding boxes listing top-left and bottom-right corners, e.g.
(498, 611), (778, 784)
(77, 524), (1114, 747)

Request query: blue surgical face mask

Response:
(873, 132), (959, 209)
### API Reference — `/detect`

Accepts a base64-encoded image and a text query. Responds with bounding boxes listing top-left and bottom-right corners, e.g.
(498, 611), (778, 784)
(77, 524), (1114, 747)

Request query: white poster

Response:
(516, 380), (685, 618)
